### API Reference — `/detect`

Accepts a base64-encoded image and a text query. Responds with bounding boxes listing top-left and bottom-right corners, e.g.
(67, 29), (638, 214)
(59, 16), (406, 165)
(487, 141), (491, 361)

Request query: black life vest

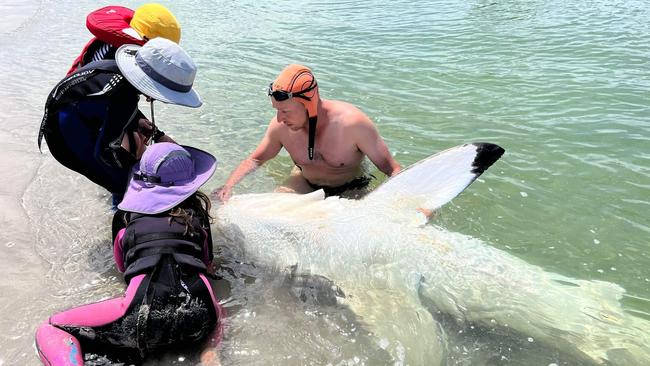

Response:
(117, 212), (218, 358)
(121, 213), (210, 281)
(38, 60), (143, 193)
(129, 255), (218, 357)
(68, 39), (118, 76)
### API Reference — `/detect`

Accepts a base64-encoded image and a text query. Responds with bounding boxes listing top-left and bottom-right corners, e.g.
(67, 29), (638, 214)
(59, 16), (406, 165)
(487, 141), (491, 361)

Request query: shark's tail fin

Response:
(521, 275), (650, 364)
(363, 143), (504, 211)
(417, 227), (650, 365)
(511, 275), (650, 364)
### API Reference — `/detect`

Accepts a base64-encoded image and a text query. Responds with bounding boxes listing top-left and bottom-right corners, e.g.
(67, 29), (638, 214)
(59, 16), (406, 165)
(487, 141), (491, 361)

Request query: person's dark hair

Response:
(168, 190), (213, 235)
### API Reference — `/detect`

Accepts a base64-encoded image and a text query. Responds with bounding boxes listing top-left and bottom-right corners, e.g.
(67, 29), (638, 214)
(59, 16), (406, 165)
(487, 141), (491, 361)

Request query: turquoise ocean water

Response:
(0, 0), (648, 364)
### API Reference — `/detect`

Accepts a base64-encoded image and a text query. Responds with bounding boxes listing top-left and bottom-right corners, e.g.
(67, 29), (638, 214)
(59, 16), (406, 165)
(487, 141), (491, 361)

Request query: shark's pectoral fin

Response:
(364, 143), (505, 213)
(325, 264), (446, 365)
(287, 268), (345, 307)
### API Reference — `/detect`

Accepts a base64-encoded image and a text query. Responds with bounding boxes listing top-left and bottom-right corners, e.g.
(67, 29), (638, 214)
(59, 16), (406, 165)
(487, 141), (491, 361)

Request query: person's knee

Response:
(274, 186), (297, 193)
(283, 171), (313, 194)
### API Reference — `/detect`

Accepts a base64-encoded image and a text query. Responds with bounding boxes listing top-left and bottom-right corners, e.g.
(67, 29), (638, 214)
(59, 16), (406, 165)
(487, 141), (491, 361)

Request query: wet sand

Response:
(0, 1), (42, 35)
(0, 2), (92, 363)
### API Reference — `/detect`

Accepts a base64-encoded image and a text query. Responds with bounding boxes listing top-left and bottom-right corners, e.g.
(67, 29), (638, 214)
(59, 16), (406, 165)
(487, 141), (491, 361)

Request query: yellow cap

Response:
(130, 3), (181, 44)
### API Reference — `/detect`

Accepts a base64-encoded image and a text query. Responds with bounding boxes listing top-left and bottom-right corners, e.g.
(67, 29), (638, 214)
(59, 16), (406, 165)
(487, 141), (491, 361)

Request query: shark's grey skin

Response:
(215, 144), (650, 365)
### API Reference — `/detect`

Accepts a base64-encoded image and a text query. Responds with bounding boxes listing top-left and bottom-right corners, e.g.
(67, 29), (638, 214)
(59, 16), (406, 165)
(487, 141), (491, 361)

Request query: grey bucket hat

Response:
(115, 37), (202, 108)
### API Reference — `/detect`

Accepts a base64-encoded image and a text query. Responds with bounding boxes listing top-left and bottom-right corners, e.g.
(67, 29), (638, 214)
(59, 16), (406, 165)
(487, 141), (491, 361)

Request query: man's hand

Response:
(416, 208), (437, 220)
(214, 185), (233, 202)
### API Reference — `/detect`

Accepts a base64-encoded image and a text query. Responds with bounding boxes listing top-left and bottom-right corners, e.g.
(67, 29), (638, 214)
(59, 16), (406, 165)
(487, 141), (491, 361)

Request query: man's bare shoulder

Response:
(266, 116), (288, 135)
(324, 99), (373, 128)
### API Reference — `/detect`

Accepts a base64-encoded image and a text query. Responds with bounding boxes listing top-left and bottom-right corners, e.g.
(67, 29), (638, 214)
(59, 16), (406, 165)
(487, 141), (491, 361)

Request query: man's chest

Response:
(283, 132), (362, 168)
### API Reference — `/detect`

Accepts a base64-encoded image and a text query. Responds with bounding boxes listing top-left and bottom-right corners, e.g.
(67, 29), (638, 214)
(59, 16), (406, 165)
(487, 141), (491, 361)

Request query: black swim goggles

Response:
(267, 82), (318, 102)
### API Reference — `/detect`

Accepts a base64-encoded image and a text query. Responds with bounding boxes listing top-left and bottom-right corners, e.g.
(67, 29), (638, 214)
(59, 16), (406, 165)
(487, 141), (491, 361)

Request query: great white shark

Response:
(214, 143), (650, 365)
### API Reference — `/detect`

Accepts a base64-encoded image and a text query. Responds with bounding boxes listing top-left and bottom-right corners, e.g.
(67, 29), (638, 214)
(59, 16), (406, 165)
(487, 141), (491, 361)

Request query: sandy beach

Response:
(0, 2), (117, 363)
(0, 3), (47, 363)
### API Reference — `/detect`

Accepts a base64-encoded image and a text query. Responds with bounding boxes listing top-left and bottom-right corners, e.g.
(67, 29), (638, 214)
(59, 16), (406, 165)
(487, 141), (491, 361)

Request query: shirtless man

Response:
(216, 64), (401, 201)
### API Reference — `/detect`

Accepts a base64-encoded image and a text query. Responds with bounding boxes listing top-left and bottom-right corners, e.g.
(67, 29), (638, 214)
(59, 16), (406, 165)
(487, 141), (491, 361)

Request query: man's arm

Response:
(354, 114), (401, 177)
(215, 121), (283, 201)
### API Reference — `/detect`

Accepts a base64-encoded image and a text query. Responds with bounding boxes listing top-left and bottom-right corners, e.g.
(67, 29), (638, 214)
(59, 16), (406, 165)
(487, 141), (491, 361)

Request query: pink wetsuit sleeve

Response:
(36, 274), (146, 364)
(113, 228), (126, 272)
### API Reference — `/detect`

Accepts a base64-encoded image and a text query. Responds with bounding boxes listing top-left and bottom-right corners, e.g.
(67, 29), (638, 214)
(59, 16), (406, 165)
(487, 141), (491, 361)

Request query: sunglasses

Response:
(267, 82), (317, 102)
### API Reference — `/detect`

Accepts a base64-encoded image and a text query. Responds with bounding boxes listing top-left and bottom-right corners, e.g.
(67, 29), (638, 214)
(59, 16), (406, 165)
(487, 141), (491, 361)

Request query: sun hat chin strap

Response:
(149, 99), (156, 146)
(134, 171), (162, 183)
(135, 53), (191, 92)
(135, 150), (194, 185)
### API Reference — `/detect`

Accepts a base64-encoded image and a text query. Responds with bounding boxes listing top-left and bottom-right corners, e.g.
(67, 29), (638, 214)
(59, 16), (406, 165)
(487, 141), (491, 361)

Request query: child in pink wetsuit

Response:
(35, 143), (223, 366)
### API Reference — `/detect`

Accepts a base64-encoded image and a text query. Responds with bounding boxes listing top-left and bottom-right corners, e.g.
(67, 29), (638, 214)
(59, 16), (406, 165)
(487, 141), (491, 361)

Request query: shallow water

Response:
(0, 0), (648, 365)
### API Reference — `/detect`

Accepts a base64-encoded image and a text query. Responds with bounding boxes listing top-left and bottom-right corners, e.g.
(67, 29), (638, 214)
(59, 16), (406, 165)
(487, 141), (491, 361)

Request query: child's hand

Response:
(199, 348), (220, 366)
(156, 134), (176, 143)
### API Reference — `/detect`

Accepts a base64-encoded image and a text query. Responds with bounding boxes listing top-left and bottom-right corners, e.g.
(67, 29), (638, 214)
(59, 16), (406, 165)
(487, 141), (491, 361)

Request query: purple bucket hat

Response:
(118, 143), (217, 214)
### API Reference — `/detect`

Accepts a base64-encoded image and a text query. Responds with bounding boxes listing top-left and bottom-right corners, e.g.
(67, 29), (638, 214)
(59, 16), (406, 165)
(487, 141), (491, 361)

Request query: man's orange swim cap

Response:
(269, 64), (320, 159)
